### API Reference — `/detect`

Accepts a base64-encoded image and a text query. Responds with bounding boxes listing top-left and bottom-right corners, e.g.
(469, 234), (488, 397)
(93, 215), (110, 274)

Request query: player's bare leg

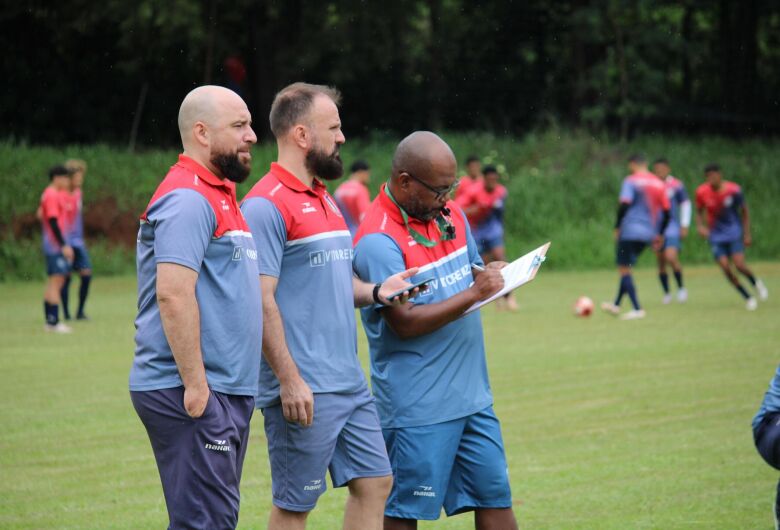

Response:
(475, 507), (518, 529)
(268, 506), (308, 530)
(732, 252), (768, 301)
(490, 246), (517, 311)
(384, 516), (417, 530)
(343, 476), (392, 530)
(717, 255), (756, 309)
(45, 274), (66, 306)
(664, 246), (687, 302)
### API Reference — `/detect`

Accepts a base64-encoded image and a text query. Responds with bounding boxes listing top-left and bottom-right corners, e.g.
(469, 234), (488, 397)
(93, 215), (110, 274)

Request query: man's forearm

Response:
(261, 296), (301, 382)
(158, 293), (206, 389)
(353, 277), (376, 308)
(382, 288), (480, 339)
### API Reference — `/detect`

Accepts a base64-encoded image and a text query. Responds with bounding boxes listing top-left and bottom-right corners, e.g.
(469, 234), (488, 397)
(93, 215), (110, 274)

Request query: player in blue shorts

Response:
(694, 163), (768, 310)
(241, 82), (417, 530)
(652, 158), (690, 304)
(753, 363), (780, 529)
(354, 131), (517, 529)
(602, 155), (670, 320)
(60, 159), (92, 320)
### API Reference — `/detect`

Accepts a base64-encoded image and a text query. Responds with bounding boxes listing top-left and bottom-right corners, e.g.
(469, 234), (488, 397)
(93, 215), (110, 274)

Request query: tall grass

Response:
(1, 131), (778, 280)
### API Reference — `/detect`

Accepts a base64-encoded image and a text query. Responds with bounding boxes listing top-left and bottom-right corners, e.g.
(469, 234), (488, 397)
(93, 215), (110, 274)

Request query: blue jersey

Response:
(618, 171), (670, 242)
(69, 188), (86, 248)
(130, 155), (262, 397)
(353, 187), (493, 429)
(241, 163), (366, 408)
(663, 176), (689, 240)
(753, 364), (780, 431)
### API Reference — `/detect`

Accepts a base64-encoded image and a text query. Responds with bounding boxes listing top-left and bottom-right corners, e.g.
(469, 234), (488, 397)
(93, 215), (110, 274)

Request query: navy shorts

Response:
(383, 406), (512, 520)
(71, 246), (92, 271)
(262, 386), (391, 512)
(661, 236), (681, 251)
(616, 240), (648, 266)
(755, 411), (780, 471)
(131, 386), (254, 530)
(711, 239), (744, 259)
(476, 235), (504, 255)
(45, 252), (70, 276)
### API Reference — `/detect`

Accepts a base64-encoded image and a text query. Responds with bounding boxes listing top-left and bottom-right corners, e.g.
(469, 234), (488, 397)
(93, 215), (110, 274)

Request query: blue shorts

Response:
(45, 253), (70, 276)
(130, 386), (255, 530)
(711, 239), (744, 259)
(661, 236), (681, 251)
(616, 240), (648, 266)
(476, 235), (504, 255)
(383, 406), (512, 520)
(262, 386), (391, 512)
(71, 246), (92, 271)
(754, 411), (780, 471)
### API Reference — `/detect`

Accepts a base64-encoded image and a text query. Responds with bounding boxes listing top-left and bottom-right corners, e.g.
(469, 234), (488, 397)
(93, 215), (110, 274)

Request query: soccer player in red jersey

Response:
(334, 159), (372, 236)
(453, 154), (482, 204)
(694, 163), (768, 310)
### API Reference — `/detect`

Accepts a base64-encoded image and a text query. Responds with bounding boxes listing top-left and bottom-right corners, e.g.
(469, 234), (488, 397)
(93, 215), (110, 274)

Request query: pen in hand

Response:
(471, 263), (485, 272)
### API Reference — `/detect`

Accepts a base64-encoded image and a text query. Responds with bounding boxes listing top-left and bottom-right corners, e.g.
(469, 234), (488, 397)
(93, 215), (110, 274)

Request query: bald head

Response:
(178, 85), (246, 149)
(392, 131), (456, 181)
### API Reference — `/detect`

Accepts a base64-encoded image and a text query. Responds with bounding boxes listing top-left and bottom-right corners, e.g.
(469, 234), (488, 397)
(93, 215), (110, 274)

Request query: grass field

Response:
(1, 262), (778, 529)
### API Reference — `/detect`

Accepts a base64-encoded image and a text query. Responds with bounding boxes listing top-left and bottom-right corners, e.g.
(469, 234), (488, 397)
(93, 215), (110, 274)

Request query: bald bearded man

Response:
(353, 132), (519, 529)
(130, 86), (262, 529)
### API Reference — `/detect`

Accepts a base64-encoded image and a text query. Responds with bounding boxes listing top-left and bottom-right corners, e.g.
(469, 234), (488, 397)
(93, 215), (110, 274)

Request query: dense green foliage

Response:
(4, 1), (780, 146)
(1, 132), (778, 280)
(1, 266), (778, 528)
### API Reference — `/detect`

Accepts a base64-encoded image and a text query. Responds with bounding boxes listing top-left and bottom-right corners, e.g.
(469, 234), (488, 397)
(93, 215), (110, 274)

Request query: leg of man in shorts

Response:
(602, 240), (647, 319)
(44, 252), (72, 333)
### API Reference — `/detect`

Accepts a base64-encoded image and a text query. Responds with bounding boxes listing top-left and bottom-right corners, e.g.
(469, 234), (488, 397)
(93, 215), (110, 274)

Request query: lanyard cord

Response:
(384, 182), (455, 248)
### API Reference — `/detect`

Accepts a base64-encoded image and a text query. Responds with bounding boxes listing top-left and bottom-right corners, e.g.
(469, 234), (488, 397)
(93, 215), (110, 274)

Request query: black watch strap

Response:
(372, 282), (383, 305)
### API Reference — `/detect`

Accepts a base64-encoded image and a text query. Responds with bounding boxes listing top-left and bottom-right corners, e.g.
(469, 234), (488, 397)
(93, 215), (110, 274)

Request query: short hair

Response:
(628, 154), (646, 164)
(269, 82), (342, 138)
(49, 164), (70, 181)
(652, 157), (669, 166)
(482, 165), (499, 176)
(466, 155), (480, 164)
(65, 158), (87, 174)
(350, 160), (370, 173)
(704, 163), (721, 173)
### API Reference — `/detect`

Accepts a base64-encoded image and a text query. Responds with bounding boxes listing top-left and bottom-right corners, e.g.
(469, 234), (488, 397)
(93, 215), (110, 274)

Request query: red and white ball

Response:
(573, 296), (595, 317)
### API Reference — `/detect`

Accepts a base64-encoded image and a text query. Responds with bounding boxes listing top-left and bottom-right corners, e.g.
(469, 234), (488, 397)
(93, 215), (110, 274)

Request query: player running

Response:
(694, 163), (768, 310)
(333, 159), (371, 236)
(60, 159), (92, 320)
(652, 158), (690, 304)
(602, 155), (670, 320)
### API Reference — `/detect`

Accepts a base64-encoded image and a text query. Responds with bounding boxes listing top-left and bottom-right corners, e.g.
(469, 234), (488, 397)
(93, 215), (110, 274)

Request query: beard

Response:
(404, 194), (441, 222)
(211, 151), (251, 183)
(305, 143), (343, 181)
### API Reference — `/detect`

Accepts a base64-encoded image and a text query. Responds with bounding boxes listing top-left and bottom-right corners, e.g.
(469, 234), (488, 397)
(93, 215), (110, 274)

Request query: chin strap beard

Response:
(385, 183), (456, 247)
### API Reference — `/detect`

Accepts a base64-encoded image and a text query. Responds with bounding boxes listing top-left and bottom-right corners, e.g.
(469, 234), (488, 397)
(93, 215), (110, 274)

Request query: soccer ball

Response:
(573, 296), (595, 317)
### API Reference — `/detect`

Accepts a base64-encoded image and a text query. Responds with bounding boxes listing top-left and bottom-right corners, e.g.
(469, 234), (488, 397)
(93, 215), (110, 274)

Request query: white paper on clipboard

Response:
(464, 241), (551, 314)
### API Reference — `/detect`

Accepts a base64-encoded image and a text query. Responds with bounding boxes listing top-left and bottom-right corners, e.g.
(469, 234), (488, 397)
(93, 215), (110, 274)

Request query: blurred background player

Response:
(454, 154), (482, 202)
(602, 155), (670, 320)
(458, 164), (517, 310)
(334, 159), (371, 236)
(694, 163), (768, 310)
(60, 159), (92, 320)
(752, 363), (780, 529)
(652, 158), (690, 304)
(39, 165), (74, 333)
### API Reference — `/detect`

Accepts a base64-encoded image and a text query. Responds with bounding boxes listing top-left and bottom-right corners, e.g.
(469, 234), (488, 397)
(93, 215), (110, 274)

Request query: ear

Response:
(398, 172), (412, 190)
(291, 124), (309, 150)
(193, 121), (209, 148)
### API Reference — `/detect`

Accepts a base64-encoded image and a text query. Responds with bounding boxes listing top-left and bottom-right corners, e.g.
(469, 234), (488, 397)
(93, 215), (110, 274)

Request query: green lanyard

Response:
(384, 182), (455, 248)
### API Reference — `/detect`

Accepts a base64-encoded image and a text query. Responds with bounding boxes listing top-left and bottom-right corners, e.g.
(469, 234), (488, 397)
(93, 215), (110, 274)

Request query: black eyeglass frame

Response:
(404, 172), (460, 202)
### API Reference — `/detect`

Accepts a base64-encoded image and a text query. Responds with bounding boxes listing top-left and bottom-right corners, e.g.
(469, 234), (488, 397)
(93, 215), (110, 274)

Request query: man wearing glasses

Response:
(353, 131), (519, 529)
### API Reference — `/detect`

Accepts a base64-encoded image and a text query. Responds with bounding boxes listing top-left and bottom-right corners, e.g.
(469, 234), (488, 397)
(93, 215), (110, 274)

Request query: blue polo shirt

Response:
(241, 163), (366, 408)
(130, 155), (262, 397)
(754, 364), (780, 431)
(618, 171), (671, 242)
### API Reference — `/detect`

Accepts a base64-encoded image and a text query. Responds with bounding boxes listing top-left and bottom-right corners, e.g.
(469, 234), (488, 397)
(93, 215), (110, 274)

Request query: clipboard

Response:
(464, 241), (551, 314)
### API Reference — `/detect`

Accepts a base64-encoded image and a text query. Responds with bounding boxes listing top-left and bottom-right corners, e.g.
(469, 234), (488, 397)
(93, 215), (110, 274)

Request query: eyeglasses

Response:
(405, 172), (459, 202)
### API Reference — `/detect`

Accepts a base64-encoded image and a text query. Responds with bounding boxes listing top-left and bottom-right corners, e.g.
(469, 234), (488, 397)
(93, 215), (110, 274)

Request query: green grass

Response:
(1, 262), (778, 529)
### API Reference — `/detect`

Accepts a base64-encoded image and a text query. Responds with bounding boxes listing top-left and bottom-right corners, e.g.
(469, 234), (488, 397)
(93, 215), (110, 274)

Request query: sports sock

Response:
(673, 270), (683, 288)
(624, 274), (641, 310)
(734, 283), (751, 299)
(60, 276), (71, 319)
(77, 275), (92, 317)
(44, 301), (59, 325)
(614, 275), (627, 306)
(741, 271), (757, 286)
(658, 273), (669, 294)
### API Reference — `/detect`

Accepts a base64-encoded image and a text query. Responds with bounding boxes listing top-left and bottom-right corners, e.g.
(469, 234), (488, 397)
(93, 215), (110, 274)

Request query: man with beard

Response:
(241, 82), (418, 530)
(353, 131), (518, 529)
(130, 85), (262, 529)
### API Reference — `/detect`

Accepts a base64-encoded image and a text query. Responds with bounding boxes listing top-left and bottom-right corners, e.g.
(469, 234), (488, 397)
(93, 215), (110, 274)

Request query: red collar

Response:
(270, 162), (326, 196)
(378, 183), (444, 233)
(175, 154), (229, 188)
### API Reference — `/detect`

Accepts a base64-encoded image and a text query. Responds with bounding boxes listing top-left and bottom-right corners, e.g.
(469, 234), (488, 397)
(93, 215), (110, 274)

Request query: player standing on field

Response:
(454, 154), (482, 202)
(40, 165), (74, 333)
(601, 154), (670, 320)
(241, 82), (417, 530)
(652, 158), (690, 304)
(694, 163), (768, 310)
(130, 86), (262, 529)
(60, 159), (92, 320)
(353, 131), (519, 530)
(334, 159), (372, 237)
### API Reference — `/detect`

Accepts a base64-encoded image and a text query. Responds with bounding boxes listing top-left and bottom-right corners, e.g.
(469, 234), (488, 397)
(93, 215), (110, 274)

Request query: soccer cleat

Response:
(44, 322), (73, 333)
(620, 309), (646, 320)
(76, 313), (89, 321)
(746, 297), (758, 311)
(600, 302), (620, 316)
(677, 288), (688, 303)
(757, 279), (769, 301)
(662, 294), (672, 305)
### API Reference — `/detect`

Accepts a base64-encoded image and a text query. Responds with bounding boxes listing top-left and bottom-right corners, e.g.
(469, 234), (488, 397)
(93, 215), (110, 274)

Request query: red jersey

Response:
(334, 179), (371, 234)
